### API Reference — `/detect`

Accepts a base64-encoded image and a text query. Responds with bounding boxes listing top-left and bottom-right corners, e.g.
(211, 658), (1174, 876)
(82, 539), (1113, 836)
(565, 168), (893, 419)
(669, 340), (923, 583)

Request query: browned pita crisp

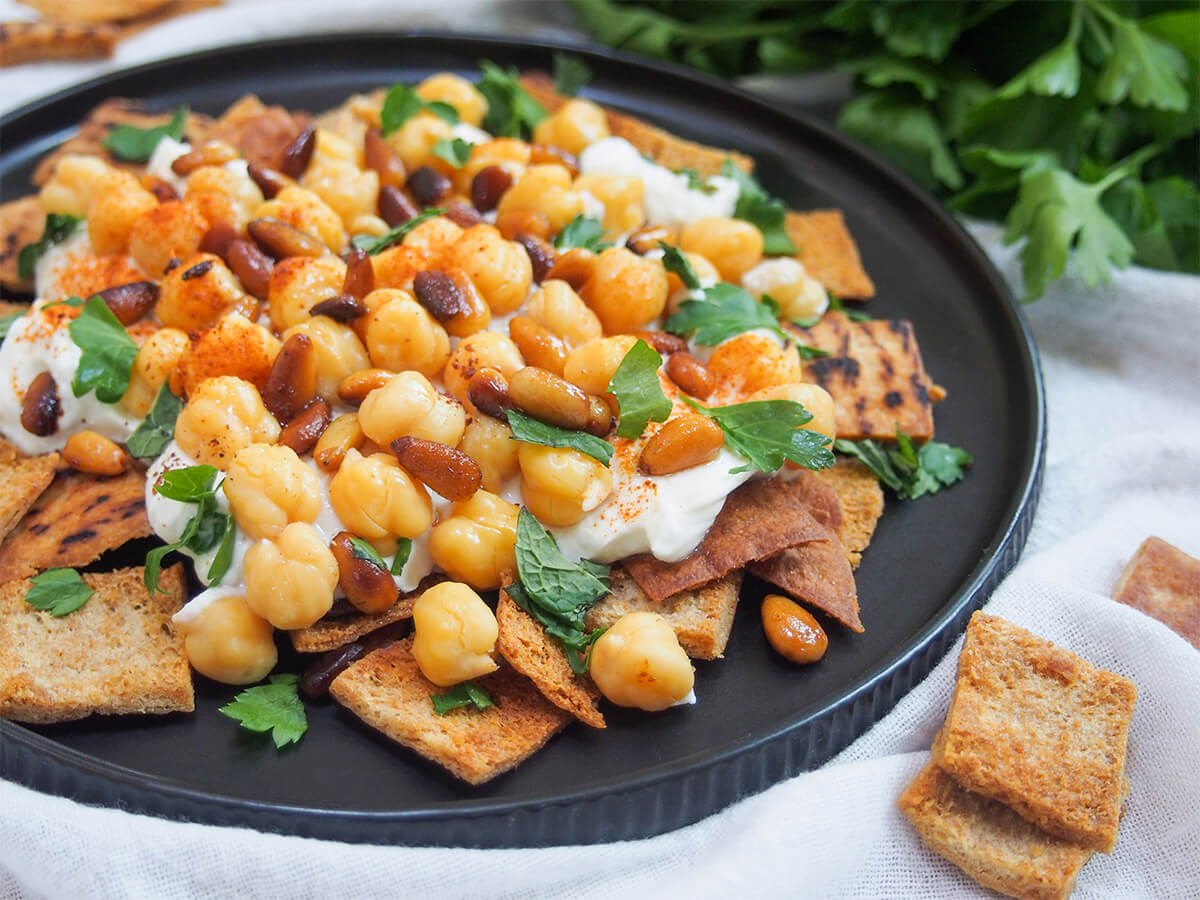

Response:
(0, 442), (61, 545)
(816, 458), (885, 568)
(786, 210), (875, 301)
(1112, 536), (1200, 648)
(751, 538), (862, 632)
(0, 196), (44, 293)
(0, 21), (117, 67)
(201, 94), (311, 169)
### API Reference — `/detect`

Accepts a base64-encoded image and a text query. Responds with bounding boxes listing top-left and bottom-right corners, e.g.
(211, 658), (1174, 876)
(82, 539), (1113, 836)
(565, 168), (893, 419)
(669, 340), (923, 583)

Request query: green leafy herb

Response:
(431, 681), (494, 715)
(665, 282), (787, 346)
(835, 429), (972, 500)
(553, 52), (592, 96)
(154, 464), (220, 502)
(659, 242), (700, 290)
(607, 339), (671, 439)
(827, 294), (872, 323)
(125, 384), (183, 459)
(479, 59), (548, 138)
(17, 213), (82, 280)
(509, 508), (610, 673)
(347, 535), (387, 569)
(684, 397), (834, 475)
(553, 214), (612, 252)
(0, 310), (25, 342)
(145, 465), (234, 592)
(24, 568), (92, 617)
(68, 296), (139, 403)
(380, 84), (459, 136)
(506, 408), (613, 465)
(431, 137), (473, 169)
(219, 674), (308, 748)
(721, 160), (798, 255)
(390, 538), (413, 576)
(795, 342), (830, 361)
(676, 167), (717, 194)
(353, 207), (447, 255)
(102, 106), (188, 162)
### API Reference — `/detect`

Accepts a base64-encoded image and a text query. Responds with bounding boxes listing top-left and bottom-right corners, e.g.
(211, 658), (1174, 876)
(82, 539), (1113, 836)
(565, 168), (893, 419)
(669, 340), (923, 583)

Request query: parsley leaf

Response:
(353, 207), (447, 255)
(659, 242), (700, 290)
(721, 160), (798, 255)
(431, 681), (494, 715)
(347, 535), (387, 569)
(553, 215), (612, 252)
(431, 137), (473, 169)
(676, 167), (717, 195)
(380, 84), (459, 136)
(795, 342), (830, 361)
(145, 465), (235, 592)
(219, 674), (308, 749)
(102, 106), (188, 162)
(24, 568), (92, 617)
(479, 59), (548, 139)
(0, 310), (26, 342)
(608, 339), (671, 439)
(827, 293), (872, 323)
(834, 430), (973, 500)
(684, 398), (834, 475)
(1096, 14), (1189, 112)
(208, 519), (236, 587)
(17, 213), (82, 281)
(553, 52), (592, 96)
(154, 464), (220, 502)
(125, 383), (183, 459)
(665, 282), (787, 346)
(506, 408), (613, 465)
(390, 538), (413, 576)
(68, 296), (138, 403)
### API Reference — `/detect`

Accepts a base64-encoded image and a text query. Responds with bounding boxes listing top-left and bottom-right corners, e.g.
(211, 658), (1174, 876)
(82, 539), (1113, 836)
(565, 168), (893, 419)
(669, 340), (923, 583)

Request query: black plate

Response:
(0, 33), (1044, 847)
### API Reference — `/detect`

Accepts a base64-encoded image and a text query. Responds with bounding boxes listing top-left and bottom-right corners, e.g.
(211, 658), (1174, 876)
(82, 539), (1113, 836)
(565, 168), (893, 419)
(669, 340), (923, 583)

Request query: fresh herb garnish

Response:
(684, 397), (835, 475)
(795, 342), (830, 360)
(509, 509), (610, 673)
(665, 282), (788, 346)
(553, 51), (592, 96)
(721, 160), (798, 256)
(676, 167), (717, 195)
(390, 538), (413, 576)
(607, 339), (672, 440)
(835, 429), (972, 500)
(659, 242), (701, 290)
(431, 137), (473, 169)
(347, 535), (387, 569)
(828, 293), (871, 323)
(102, 106), (188, 162)
(0, 310), (25, 342)
(17, 213), (82, 280)
(68, 296), (139, 403)
(125, 383), (184, 459)
(431, 681), (494, 715)
(24, 568), (92, 617)
(507, 408), (614, 465)
(479, 59), (548, 138)
(380, 84), (459, 136)
(553, 214), (612, 252)
(219, 674), (308, 748)
(352, 207), (447, 255)
(145, 465), (235, 592)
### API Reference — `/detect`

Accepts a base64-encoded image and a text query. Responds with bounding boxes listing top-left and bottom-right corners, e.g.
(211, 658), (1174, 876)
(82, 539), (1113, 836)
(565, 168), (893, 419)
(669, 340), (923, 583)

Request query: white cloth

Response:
(2, 5), (1199, 897)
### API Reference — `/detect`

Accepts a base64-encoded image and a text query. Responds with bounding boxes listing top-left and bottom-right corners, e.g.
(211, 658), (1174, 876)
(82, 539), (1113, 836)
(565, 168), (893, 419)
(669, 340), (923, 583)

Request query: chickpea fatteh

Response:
(0, 63), (954, 785)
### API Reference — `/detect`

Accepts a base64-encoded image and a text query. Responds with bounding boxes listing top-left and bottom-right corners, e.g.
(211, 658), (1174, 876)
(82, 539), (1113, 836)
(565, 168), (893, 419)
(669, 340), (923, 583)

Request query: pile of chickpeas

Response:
(33, 72), (839, 714)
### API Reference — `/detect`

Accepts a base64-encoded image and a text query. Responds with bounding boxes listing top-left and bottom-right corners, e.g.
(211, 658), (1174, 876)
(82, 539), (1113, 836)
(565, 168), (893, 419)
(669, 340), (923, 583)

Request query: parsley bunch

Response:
(572, 0), (1199, 299)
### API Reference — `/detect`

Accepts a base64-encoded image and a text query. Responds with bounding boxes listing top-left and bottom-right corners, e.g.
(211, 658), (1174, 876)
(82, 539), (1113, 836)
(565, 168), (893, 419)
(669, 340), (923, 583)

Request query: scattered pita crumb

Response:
(899, 761), (1093, 900)
(0, 196), (44, 293)
(816, 458), (885, 568)
(586, 568), (742, 661)
(329, 636), (572, 786)
(790, 312), (937, 441)
(0, 445), (61, 545)
(932, 613), (1136, 853)
(0, 467), (151, 582)
(751, 538), (862, 632)
(201, 94), (311, 170)
(496, 590), (604, 728)
(0, 564), (192, 723)
(1112, 536), (1200, 649)
(786, 210), (875, 300)
(0, 21), (117, 67)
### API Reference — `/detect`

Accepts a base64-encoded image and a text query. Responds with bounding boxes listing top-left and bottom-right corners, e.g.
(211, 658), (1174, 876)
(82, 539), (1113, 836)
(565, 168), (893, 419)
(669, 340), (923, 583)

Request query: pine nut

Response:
(407, 166), (450, 207)
(341, 246), (375, 298)
(275, 125), (316, 178)
(471, 165), (512, 212)
(142, 174), (179, 203)
(263, 333), (318, 422)
(665, 351), (714, 399)
(199, 222), (238, 258)
(20, 372), (60, 437)
(444, 200), (483, 229)
(278, 399), (331, 454)
(363, 128), (406, 189)
(514, 231), (556, 283)
(378, 185), (418, 227)
(248, 217), (325, 258)
(625, 224), (676, 255)
(413, 270), (469, 321)
(313, 413), (365, 473)
(509, 315), (568, 375)
(545, 247), (594, 292)
(466, 367), (511, 421)
(171, 141), (239, 176)
(529, 143), (579, 176)
(337, 368), (393, 406)
(508, 366), (592, 431)
(329, 531), (400, 615)
(639, 414), (724, 475)
(310, 294), (367, 323)
(96, 280), (158, 325)
(226, 238), (273, 299)
(635, 330), (686, 355)
(391, 436), (482, 501)
(247, 162), (290, 199)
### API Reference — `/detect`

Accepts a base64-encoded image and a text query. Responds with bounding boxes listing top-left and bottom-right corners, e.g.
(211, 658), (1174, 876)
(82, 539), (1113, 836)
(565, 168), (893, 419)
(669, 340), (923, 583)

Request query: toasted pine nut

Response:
(247, 162), (290, 199)
(278, 399), (332, 454)
(634, 330), (686, 356)
(313, 413), (365, 473)
(378, 185), (418, 227)
(263, 333), (318, 422)
(342, 246), (374, 299)
(62, 429), (127, 476)
(545, 247), (594, 292)
(199, 222), (238, 258)
(467, 367), (510, 421)
(665, 351), (714, 399)
(508, 366), (592, 431)
(227, 292), (262, 323)
(364, 128), (406, 189)
(471, 166), (512, 213)
(509, 315), (568, 375)
(407, 166), (450, 207)
(97, 280), (158, 326)
(625, 224), (676, 255)
(226, 239), (273, 299)
(413, 270), (469, 321)
(309, 294), (366, 323)
(248, 217), (325, 258)
(514, 231), (556, 283)
(529, 143), (579, 177)
(585, 396), (614, 437)
(639, 414), (724, 475)
(276, 125), (316, 178)
(337, 368), (393, 406)
(391, 436), (482, 501)
(21, 372), (60, 437)
(171, 141), (239, 176)
(330, 531), (399, 614)
(444, 201), (483, 229)
(142, 174), (179, 203)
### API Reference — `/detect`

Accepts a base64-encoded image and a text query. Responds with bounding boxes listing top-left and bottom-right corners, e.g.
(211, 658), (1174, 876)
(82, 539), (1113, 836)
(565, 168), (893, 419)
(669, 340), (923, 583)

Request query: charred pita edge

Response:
(0, 446), (63, 546)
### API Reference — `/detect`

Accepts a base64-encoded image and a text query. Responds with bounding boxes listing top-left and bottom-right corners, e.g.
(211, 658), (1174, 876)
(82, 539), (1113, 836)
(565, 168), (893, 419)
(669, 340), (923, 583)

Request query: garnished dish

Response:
(0, 56), (972, 785)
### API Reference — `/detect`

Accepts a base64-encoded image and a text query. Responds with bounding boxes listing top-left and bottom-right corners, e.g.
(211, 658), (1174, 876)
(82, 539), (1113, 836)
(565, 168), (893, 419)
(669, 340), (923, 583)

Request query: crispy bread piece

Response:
(18, 0), (170, 23)
(201, 94), (310, 170)
(0, 196), (44, 293)
(0, 21), (117, 67)
(0, 445), (61, 544)
(624, 477), (830, 603)
(289, 590), (421, 654)
(0, 564), (192, 723)
(786, 209), (875, 301)
(0, 467), (151, 582)
(1112, 536), (1200, 648)
(585, 567), (742, 661)
(329, 636), (572, 785)
(816, 458), (885, 568)
(751, 538), (862, 632)
(790, 312), (936, 441)
(496, 590), (604, 728)
(933, 613), (1137, 853)
(899, 761), (1093, 900)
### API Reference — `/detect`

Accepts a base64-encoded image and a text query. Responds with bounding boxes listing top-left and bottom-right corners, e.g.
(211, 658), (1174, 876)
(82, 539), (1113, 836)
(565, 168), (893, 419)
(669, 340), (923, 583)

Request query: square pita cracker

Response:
(816, 458), (885, 568)
(750, 537), (862, 632)
(0, 196), (44, 293)
(0, 22), (117, 68)
(899, 761), (1093, 900)
(585, 567), (742, 661)
(0, 467), (152, 582)
(496, 589), (604, 728)
(786, 210), (875, 300)
(932, 613), (1136, 853)
(329, 636), (572, 785)
(0, 564), (192, 723)
(1112, 536), (1200, 649)
(288, 575), (444, 653)
(0, 442), (61, 545)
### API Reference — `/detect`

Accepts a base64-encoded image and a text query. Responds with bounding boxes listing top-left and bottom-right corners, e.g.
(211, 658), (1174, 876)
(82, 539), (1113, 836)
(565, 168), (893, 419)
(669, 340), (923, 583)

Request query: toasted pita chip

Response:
(0, 467), (151, 582)
(586, 568), (742, 661)
(18, 0), (170, 23)
(114, 1), (222, 39)
(330, 636), (572, 785)
(624, 477), (830, 603)
(816, 458), (885, 568)
(496, 590), (604, 728)
(751, 538), (862, 632)
(790, 312), (937, 441)
(1112, 536), (1200, 649)
(0, 564), (192, 723)
(201, 94), (310, 169)
(0, 21), (117, 67)
(0, 445), (61, 545)
(0, 196), (44, 293)
(289, 588), (427, 654)
(787, 210), (875, 301)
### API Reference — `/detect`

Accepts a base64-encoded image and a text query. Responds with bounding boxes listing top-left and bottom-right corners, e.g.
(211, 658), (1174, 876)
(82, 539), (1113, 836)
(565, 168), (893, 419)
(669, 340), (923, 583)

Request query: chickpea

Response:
(589, 611), (694, 711)
(410, 581), (499, 687)
(573, 174), (645, 234)
(707, 333), (803, 398)
(679, 216), (763, 282)
(439, 268), (492, 338)
(401, 215), (463, 263)
(283, 316), (370, 401)
(562, 334), (637, 396)
(448, 225), (533, 315)
(517, 443), (613, 527)
(301, 153), (380, 230)
(582, 247), (668, 334)
(349, 213), (390, 238)
(128, 201), (209, 277)
(741, 257), (829, 321)
(178, 593), (278, 685)
(268, 255), (347, 331)
(243, 522), (338, 630)
(121, 327), (189, 417)
(429, 490), (519, 590)
(458, 416), (520, 493)
(532, 98), (610, 156)
(761, 594), (828, 664)
(368, 244), (424, 293)
(386, 112), (454, 172)
(255, 185), (346, 252)
(416, 72), (488, 126)
(174, 376), (280, 470)
(156, 253), (247, 332)
(748, 382), (837, 443)
(364, 292), (451, 377)
(186, 165), (264, 228)
(313, 412), (365, 473)
(496, 164), (583, 234)
(222, 443), (322, 540)
(39, 154), (109, 217)
(665, 252), (719, 316)
(443, 331), (524, 411)
(176, 313), (282, 397)
(328, 449), (433, 540)
(358, 370), (466, 448)
(525, 280), (602, 348)
(86, 169), (158, 256)
(314, 128), (363, 166)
